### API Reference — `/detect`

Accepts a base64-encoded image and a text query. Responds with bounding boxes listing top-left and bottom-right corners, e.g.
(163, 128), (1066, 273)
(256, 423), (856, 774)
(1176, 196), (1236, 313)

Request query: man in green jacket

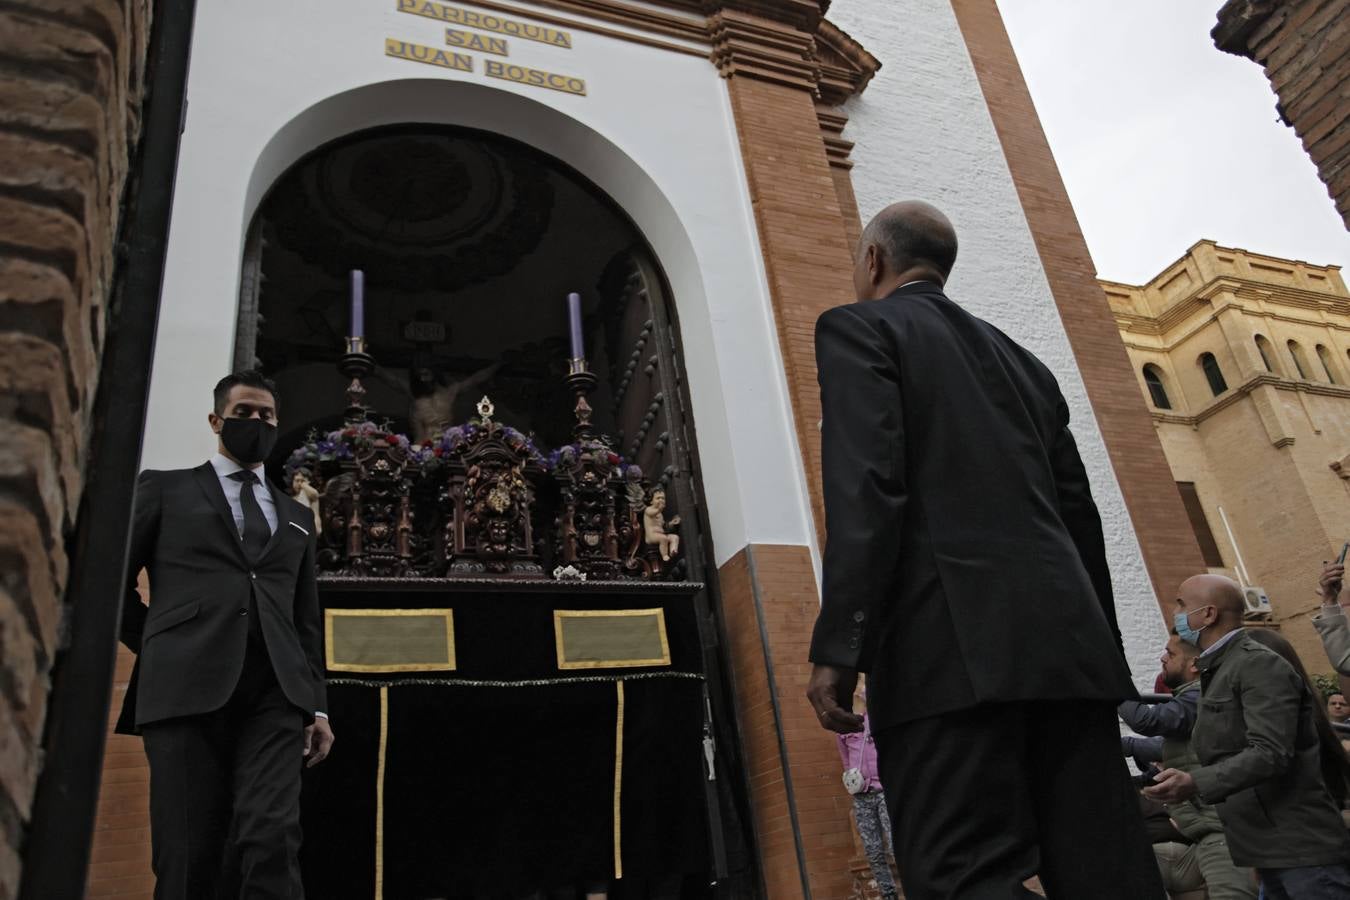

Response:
(1123, 633), (1255, 899)
(1146, 575), (1350, 899)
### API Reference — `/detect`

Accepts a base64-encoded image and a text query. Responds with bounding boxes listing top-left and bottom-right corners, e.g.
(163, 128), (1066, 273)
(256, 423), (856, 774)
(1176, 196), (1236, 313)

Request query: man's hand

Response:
(806, 664), (864, 734)
(1142, 767), (1197, 803)
(304, 717), (335, 768)
(1319, 562), (1345, 607)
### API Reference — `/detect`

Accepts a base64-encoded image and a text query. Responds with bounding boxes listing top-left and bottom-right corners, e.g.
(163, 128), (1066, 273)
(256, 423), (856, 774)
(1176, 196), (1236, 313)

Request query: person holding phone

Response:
(1315, 544), (1350, 677)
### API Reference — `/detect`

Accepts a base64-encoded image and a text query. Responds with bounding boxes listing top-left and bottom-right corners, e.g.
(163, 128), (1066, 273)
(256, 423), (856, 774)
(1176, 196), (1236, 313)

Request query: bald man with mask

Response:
(806, 201), (1163, 899)
(1146, 575), (1350, 899)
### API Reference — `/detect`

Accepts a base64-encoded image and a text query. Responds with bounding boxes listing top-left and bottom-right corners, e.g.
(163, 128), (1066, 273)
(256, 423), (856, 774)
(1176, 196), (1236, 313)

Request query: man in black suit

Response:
(117, 371), (334, 899)
(805, 202), (1164, 899)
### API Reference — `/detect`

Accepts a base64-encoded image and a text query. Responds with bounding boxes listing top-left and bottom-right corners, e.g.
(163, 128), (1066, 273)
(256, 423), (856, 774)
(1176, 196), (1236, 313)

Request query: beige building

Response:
(1108, 241), (1350, 671)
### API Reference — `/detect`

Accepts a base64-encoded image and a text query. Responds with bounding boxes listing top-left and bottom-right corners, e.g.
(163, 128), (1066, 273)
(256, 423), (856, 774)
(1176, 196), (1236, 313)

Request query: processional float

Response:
(289, 273), (718, 900)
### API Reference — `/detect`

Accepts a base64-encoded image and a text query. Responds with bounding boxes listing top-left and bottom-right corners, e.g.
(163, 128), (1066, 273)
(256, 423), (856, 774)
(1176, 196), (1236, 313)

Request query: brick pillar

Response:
(1214, 0), (1350, 228)
(708, 3), (867, 897)
(950, 0), (1209, 609)
(0, 1), (153, 895)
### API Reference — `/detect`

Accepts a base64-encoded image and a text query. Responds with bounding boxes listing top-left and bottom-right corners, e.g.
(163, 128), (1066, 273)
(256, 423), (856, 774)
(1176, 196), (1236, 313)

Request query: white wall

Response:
(829, 0), (1166, 685)
(142, 0), (818, 567)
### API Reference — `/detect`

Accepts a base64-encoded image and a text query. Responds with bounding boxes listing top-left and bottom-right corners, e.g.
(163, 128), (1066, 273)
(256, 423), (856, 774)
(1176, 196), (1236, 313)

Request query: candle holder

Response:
(565, 357), (599, 441)
(340, 336), (375, 424)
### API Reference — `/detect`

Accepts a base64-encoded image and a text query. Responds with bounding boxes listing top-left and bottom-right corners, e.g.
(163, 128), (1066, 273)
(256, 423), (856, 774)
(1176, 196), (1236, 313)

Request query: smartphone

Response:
(1339, 542), (1350, 565)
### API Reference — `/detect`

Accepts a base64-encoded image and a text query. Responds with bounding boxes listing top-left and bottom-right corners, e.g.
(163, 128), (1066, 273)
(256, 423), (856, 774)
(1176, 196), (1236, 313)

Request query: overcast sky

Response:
(995, 0), (1350, 285)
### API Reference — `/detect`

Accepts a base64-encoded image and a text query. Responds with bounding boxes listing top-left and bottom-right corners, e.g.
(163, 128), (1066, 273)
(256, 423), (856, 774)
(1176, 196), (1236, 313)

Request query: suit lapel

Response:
(257, 479), (291, 564)
(192, 463), (248, 562)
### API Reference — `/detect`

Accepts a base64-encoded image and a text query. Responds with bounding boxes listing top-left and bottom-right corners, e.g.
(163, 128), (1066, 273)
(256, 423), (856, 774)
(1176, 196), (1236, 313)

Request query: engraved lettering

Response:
(398, 0), (572, 48)
(483, 59), (586, 96)
(385, 37), (473, 72)
(446, 28), (508, 55)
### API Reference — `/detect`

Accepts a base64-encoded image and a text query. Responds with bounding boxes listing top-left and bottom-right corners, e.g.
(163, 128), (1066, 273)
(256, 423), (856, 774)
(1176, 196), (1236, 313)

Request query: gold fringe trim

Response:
(327, 672), (701, 688)
(375, 685), (389, 900)
(613, 679), (624, 880)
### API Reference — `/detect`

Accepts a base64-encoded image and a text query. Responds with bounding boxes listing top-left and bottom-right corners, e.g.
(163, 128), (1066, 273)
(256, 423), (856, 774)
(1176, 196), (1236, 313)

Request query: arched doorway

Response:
(236, 124), (754, 899)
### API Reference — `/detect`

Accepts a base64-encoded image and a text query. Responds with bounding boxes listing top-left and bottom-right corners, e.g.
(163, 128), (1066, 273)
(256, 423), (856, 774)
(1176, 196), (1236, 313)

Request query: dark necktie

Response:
(229, 470), (270, 560)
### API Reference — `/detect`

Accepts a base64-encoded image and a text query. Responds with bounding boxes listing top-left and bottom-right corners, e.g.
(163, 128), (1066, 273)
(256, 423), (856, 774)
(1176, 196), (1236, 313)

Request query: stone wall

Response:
(0, 1), (152, 896)
(1214, 0), (1350, 228)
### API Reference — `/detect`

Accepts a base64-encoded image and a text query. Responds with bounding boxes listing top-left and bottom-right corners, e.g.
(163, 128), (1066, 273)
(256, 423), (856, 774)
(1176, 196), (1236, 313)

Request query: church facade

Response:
(88, 1), (1204, 897)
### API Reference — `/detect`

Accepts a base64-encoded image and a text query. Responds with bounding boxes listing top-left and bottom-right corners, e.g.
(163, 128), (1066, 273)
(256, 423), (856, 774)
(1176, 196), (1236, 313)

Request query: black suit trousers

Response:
(142, 639), (305, 900)
(874, 700), (1165, 900)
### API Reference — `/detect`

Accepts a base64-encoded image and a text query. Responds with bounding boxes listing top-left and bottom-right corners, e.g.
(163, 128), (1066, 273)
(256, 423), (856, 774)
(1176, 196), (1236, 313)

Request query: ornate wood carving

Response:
(296, 398), (683, 581)
(443, 409), (546, 577)
(320, 436), (418, 577)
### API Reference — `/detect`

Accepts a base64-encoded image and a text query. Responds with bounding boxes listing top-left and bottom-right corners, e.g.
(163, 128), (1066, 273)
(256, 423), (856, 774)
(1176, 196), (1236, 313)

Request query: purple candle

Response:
(350, 269), (365, 339)
(567, 291), (584, 360)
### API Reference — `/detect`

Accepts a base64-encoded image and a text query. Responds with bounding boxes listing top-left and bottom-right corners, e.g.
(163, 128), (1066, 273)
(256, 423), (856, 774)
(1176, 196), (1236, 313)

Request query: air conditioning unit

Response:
(1243, 586), (1272, 618)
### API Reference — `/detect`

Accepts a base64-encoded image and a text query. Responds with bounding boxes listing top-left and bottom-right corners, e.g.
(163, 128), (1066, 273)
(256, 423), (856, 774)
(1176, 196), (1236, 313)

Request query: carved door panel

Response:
(599, 247), (752, 890)
(601, 249), (688, 542)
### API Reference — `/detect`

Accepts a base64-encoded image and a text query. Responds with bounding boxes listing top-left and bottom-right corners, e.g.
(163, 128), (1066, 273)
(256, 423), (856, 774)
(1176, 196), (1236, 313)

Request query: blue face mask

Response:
(1174, 606), (1212, 646)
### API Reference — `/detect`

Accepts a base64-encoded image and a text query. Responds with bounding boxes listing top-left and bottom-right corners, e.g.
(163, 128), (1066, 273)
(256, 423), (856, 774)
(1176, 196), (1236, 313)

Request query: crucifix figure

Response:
(409, 361), (501, 442)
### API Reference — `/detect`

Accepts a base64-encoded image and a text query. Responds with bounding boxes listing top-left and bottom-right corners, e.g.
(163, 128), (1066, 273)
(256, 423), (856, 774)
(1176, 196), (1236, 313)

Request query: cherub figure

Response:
(643, 489), (681, 561)
(290, 469), (322, 535)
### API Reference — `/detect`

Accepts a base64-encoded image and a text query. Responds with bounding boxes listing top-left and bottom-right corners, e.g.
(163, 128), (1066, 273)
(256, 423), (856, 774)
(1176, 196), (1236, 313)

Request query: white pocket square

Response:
(288, 521), (310, 536)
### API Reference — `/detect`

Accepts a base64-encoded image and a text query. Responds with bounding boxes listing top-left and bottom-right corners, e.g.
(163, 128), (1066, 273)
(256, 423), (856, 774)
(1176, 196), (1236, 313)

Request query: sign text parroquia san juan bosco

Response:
(390, 0), (586, 96)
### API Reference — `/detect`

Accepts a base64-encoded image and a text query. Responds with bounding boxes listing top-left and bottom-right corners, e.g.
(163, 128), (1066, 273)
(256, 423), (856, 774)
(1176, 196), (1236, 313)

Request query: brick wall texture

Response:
(717, 546), (855, 900)
(950, 0), (1210, 608)
(0, 1), (152, 897)
(725, 74), (860, 543)
(1215, 0), (1350, 228)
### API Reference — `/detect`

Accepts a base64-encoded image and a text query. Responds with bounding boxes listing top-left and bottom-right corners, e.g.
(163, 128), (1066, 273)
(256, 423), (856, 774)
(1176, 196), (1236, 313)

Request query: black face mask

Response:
(220, 417), (278, 465)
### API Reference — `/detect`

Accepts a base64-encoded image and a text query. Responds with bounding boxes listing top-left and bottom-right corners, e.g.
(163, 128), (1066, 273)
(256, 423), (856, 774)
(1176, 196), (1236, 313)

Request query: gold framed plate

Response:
(553, 608), (671, 670)
(325, 608), (456, 673)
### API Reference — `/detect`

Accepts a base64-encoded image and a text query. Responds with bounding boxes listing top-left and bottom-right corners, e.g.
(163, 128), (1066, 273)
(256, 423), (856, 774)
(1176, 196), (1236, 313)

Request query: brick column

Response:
(708, 3), (867, 897)
(1214, 0), (1350, 228)
(0, 1), (153, 894)
(950, 0), (1209, 609)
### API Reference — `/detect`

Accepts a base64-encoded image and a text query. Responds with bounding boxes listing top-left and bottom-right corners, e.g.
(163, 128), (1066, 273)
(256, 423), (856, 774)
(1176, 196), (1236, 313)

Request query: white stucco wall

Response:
(141, 0), (818, 568)
(829, 0), (1166, 685)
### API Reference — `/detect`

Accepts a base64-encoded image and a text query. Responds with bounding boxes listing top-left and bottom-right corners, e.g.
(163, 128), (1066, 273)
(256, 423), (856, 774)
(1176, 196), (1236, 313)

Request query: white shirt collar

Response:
(898, 280), (938, 291)
(1200, 627), (1243, 658)
(209, 453), (263, 477)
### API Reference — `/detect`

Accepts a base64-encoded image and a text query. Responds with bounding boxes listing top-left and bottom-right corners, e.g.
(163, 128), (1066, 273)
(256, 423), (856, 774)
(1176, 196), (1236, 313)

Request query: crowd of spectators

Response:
(1117, 559), (1350, 899)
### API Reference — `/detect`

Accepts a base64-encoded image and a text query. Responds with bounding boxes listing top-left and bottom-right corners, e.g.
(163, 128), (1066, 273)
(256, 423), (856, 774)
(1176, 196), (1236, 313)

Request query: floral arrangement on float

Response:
(422, 418), (551, 471)
(284, 420), (422, 480)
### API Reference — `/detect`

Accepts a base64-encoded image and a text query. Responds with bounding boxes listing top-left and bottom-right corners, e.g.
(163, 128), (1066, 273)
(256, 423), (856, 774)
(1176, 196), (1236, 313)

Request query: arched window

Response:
(1288, 340), (1311, 380)
(1316, 344), (1338, 384)
(1142, 364), (1172, 409)
(1200, 353), (1228, 396)
(1254, 335), (1278, 374)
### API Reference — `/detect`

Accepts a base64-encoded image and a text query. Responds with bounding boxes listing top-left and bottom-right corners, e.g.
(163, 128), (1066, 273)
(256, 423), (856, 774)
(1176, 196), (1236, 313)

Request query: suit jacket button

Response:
(239, 608), (248, 616)
(250, 572), (257, 580)
(848, 638), (859, 649)
(853, 611), (865, 623)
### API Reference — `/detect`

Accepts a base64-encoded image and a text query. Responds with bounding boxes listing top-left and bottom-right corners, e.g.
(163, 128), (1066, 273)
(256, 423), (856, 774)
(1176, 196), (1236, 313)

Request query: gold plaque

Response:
(384, 38), (473, 72)
(554, 609), (670, 670)
(325, 608), (456, 673)
(484, 59), (586, 96)
(397, 0), (572, 48)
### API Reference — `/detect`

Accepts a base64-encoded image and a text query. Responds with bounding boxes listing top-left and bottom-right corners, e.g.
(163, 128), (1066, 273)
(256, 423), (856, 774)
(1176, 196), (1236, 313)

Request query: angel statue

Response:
(643, 489), (681, 561)
(290, 469), (322, 534)
(409, 361), (501, 443)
